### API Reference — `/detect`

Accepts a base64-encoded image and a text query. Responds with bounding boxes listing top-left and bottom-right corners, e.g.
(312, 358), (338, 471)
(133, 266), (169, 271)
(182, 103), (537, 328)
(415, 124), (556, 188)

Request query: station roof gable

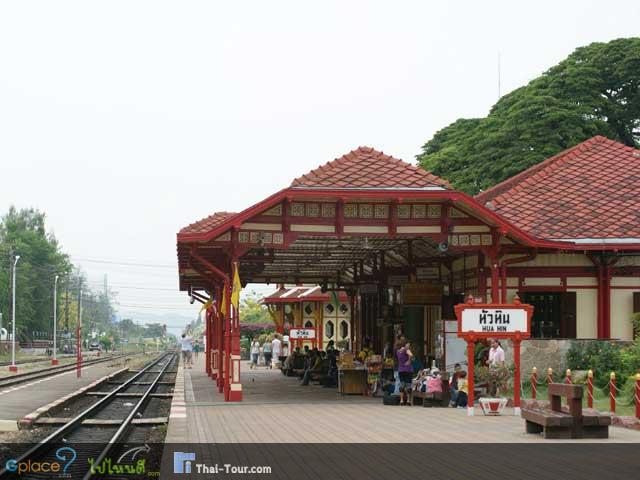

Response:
(290, 146), (451, 190)
(476, 136), (640, 241)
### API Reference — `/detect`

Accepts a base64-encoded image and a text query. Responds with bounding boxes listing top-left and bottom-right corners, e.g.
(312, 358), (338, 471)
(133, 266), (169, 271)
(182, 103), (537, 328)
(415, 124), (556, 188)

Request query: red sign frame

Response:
(454, 295), (534, 416)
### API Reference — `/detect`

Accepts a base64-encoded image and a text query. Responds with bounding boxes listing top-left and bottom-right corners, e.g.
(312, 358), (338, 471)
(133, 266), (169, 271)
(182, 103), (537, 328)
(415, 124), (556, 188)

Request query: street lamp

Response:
(9, 255), (20, 372)
(52, 275), (59, 365)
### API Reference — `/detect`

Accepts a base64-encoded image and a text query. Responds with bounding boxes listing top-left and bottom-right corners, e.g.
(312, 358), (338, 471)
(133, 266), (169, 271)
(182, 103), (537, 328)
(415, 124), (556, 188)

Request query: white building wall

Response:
(610, 277), (640, 341)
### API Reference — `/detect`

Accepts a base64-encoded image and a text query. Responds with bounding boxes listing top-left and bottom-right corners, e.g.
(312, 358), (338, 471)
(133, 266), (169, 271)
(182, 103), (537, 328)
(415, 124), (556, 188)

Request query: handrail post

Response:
(587, 370), (594, 409)
(531, 367), (537, 399)
(635, 373), (640, 420)
(565, 368), (572, 384)
(609, 372), (616, 414)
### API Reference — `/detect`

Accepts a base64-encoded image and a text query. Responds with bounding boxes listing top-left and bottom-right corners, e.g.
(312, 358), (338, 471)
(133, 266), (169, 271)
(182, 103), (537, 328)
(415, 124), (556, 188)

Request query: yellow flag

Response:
(220, 285), (228, 316)
(199, 299), (212, 313)
(231, 262), (242, 310)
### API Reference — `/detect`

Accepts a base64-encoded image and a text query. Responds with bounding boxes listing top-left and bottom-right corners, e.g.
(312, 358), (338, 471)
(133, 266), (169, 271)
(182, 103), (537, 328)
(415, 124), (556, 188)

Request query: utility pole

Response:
(64, 280), (69, 331)
(52, 275), (59, 365)
(9, 255), (20, 372)
(76, 279), (83, 378)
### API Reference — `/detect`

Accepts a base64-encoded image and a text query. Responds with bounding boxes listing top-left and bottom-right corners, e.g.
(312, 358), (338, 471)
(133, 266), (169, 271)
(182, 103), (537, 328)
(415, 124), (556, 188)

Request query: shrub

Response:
(475, 364), (513, 395)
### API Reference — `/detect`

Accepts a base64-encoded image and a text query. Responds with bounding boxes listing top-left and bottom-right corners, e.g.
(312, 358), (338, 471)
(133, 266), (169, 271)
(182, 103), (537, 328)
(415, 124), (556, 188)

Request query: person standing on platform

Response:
(271, 334), (282, 369)
(193, 340), (200, 361)
(262, 339), (272, 368)
(396, 339), (414, 406)
(180, 333), (193, 369)
(250, 339), (260, 369)
(488, 339), (505, 367)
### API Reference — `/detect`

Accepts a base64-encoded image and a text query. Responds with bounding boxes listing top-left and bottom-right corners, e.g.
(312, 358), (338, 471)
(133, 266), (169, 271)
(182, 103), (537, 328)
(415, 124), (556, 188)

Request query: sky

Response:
(1, 1), (639, 335)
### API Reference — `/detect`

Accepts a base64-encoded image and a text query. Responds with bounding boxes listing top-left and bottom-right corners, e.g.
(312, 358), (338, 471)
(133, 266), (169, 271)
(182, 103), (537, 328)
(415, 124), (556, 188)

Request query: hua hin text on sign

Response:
(460, 308), (528, 334)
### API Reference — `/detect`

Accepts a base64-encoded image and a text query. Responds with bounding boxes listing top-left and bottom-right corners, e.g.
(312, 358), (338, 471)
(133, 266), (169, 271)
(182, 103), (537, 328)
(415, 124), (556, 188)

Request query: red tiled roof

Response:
(262, 286), (350, 303)
(291, 146), (450, 189)
(475, 136), (640, 240)
(179, 211), (237, 235)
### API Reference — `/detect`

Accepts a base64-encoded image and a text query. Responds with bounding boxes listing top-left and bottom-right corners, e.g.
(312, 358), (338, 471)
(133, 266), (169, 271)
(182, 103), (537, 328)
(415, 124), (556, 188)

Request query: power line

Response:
(72, 257), (175, 268)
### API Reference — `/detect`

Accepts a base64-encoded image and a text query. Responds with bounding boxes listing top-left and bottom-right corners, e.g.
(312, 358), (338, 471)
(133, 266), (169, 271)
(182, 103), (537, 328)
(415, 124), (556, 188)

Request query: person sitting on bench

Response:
(455, 371), (469, 408)
(301, 349), (322, 386)
(282, 346), (301, 374)
(321, 350), (339, 388)
(448, 364), (462, 407)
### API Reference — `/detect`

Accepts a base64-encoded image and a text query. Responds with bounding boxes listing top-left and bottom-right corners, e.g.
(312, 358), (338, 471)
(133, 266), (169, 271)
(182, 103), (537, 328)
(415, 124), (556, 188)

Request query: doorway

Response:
(521, 291), (576, 338)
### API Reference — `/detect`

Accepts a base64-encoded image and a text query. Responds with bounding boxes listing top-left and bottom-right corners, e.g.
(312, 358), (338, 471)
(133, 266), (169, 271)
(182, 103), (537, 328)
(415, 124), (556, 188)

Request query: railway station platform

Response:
(165, 355), (640, 443)
(0, 354), (140, 430)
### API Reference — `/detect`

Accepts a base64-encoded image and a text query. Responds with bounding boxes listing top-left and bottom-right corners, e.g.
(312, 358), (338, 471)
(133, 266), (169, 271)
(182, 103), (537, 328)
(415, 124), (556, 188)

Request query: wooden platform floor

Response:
(165, 355), (640, 443)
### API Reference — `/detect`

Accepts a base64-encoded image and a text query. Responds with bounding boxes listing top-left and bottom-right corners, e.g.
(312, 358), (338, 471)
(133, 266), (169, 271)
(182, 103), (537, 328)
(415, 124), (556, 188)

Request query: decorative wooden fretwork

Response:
(344, 204), (358, 218)
(359, 204), (374, 218)
(321, 203), (336, 217)
(237, 231), (279, 245)
(291, 202), (305, 216)
(262, 205), (283, 216)
(427, 204), (441, 217)
(397, 205), (411, 219)
(374, 204), (389, 218)
(306, 203), (320, 217)
(449, 234), (490, 247)
(215, 232), (231, 242)
(450, 208), (468, 218)
(412, 204), (427, 218)
(273, 233), (284, 244)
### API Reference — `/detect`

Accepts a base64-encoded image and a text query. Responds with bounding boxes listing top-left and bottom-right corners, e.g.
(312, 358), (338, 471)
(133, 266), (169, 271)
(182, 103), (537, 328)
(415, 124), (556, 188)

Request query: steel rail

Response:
(0, 352), (172, 478)
(83, 352), (176, 479)
(0, 353), (136, 389)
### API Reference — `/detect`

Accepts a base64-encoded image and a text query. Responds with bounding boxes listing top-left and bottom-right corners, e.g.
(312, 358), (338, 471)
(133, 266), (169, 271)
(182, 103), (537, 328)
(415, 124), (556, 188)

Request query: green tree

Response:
(240, 291), (271, 324)
(417, 38), (640, 194)
(0, 207), (72, 340)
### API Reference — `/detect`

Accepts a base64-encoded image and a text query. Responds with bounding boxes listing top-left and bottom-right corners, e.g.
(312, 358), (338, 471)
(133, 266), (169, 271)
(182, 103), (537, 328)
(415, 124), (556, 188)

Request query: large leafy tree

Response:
(0, 207), (72, 340)
(417, 38), (640, 194)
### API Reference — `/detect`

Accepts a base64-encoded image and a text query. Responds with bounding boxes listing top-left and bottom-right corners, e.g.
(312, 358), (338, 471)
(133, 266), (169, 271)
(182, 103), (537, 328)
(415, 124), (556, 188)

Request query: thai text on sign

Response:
(460, 308), (528, 334)
(289, 328), (316, 339)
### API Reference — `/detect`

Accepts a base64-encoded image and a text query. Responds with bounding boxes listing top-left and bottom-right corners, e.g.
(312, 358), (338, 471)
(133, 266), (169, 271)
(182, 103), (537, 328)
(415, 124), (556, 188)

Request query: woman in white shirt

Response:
(250, 340), (260, 369)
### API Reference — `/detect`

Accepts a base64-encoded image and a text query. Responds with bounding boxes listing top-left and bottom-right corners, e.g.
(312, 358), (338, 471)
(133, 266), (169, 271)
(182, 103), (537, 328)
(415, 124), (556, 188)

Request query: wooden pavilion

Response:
(177, 136), (640, 401)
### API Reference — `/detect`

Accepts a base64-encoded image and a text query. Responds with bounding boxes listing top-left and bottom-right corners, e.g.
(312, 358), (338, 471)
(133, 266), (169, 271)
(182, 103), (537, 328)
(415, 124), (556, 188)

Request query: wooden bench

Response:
(521, 383), (611, 439)
(411, 378), (450, 407)
(411, 390), (446, 407)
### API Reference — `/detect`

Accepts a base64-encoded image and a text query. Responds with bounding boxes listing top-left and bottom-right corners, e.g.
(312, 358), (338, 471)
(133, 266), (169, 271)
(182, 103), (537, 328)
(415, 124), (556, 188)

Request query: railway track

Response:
(0, 353), (136, 390)
(0, 352), (177, 479)
(0, 355), (75, 368)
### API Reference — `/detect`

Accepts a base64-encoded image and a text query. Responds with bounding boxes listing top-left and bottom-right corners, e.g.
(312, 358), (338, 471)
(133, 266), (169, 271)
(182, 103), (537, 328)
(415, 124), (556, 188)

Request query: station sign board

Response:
(402, 283), (442, 305)
(455, 298), (532, 339)
(289, 328), (316, 339)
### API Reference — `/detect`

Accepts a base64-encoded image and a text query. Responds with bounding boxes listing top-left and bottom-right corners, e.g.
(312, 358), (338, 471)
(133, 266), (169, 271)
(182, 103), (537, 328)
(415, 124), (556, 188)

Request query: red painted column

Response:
(224, 280), (231, 401)
(466, 338), (475, 416)
(604, 266), (612, 339)
(490, 263), (499, 304)
(596, 264), (605, 339)
(513, 337), (521, 415)
(205, 310), (212, 377)
(500, 265), (507, 303)
(217, 302), (224, 393)
(228, 279), (243, 402)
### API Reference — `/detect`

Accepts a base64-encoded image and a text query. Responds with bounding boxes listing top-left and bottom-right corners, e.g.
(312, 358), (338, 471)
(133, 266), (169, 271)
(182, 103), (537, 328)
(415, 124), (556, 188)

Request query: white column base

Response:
(513, 407), (521, 416)
(467, 406), (474, 416)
